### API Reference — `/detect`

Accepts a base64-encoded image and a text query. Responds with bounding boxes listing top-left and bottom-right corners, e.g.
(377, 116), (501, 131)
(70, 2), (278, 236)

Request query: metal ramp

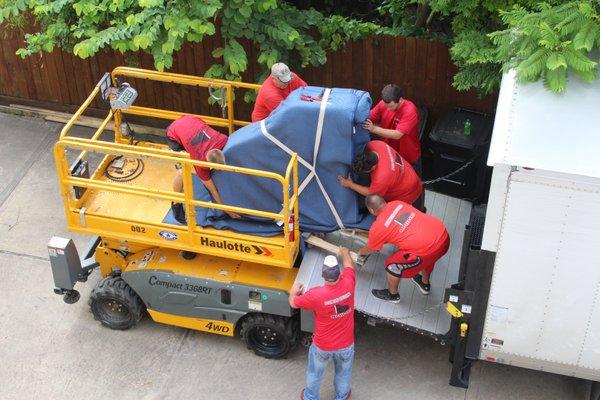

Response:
(296, 190), (472, 339)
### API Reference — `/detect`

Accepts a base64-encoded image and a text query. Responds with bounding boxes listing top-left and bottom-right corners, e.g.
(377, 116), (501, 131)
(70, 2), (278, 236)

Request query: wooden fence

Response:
(0, 26), (497, 127)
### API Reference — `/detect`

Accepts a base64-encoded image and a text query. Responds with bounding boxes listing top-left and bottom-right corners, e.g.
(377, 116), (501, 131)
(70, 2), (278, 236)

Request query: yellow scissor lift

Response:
(49, 67), (303, 358)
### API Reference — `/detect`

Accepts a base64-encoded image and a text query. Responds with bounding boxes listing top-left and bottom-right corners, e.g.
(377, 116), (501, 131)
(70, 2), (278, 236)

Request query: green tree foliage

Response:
(380, 0), (600, 94)
(492, 2), (599, 92)
(2, 1), (598, 94)
(0, 0), (381, 84)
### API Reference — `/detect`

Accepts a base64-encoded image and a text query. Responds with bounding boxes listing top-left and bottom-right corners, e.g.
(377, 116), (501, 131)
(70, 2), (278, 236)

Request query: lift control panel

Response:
(110, 83), (138, 110)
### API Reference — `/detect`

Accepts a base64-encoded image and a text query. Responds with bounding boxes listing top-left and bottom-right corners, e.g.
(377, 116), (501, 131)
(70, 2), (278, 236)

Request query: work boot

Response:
(171, 202), (186, 224)
(371, 289), (400, 303)
(412, 274), (431, 295)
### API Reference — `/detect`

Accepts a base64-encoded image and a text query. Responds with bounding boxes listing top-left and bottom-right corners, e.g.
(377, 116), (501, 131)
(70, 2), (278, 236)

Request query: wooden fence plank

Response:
(52, 49), (73, 104)
(371, 36), (385, 95)
(413, 37), (428, 104)
(383, 35), (396, 96)
(434, 41), (451, 121)
(0, 38), (15, 97)
(27, 53), (48, 101)
(59, 51), (82, 104)
(363, 37), (373, 93)
(179, 43), (194, 114)
(170, 48), (184, 113)
(141, 51), (165, 111)
(340, 43), (353, 89)
(424, 40), (437, 112)
(404, 37), (417, 97)
(395, 34), (406, 89)
(184, 43), (204, 114)
(17, 40), (38, 100)
(47, 52), (67, 104)
(5, 34), (32, 99)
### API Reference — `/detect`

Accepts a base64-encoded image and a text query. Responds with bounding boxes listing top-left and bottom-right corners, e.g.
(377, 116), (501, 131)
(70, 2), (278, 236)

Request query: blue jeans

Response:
(304, 343), (354, 400)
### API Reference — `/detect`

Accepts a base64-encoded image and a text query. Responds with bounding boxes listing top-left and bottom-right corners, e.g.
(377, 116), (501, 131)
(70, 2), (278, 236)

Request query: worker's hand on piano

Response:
(358, 246), (373, 256)
(338, 247), (350, 258)
(227, 211), (241, 219)
(291, 282), (304, 295)
(337, 174), (353, 188)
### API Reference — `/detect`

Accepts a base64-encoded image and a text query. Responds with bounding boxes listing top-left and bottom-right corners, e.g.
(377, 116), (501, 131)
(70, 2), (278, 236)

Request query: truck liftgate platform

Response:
(297, 191), (472, 340)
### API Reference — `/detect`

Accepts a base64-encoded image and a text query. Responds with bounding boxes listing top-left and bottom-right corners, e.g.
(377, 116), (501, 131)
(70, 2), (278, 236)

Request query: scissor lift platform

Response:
(296, 190), (472, 339)
(54, 67), (300, 270)
(83, 156), (174, 222)
(58, 147), (300, 269)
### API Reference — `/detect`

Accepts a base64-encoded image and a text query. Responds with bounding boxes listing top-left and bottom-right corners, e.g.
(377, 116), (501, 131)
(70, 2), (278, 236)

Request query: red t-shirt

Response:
(251, 73), (307, 122)
(294, 267), (356, 351)
(369, 99), (420, 163)
(368, 201), (448, 255)
(366, 140), (422, 204)
(166, 115), (228, 181)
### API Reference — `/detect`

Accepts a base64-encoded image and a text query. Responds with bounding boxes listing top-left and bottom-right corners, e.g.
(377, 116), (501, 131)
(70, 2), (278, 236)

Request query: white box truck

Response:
(444, 70), (600, 396)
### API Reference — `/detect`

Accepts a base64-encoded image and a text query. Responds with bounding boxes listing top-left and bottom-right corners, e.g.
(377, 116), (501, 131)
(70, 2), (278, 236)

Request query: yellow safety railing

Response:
(54, 67), (300, 265)
(112, 66), (261, 135)
(54, 139), (299, 233)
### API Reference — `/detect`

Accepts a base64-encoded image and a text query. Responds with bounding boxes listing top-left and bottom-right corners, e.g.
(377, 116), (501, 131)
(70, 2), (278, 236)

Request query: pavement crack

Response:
(6, 208), (20, 231)
(0, 249), (48, 262)
(176, 329), (191, 352)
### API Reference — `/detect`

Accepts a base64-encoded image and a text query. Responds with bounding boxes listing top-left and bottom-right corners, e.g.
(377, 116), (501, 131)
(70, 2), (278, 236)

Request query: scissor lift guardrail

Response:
(54, 67), (300, 269)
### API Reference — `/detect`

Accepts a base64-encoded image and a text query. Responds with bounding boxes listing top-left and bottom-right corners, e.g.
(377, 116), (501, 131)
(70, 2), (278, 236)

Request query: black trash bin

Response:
(427, 108), (493, 203)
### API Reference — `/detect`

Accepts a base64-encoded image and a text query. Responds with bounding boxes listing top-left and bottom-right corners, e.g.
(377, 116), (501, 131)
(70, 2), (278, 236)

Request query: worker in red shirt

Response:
(337, 140), (423, 209)
(363, 84), (421, 174)
(289, 247), (356, 400)
(251, 62), (307, 122)
(166, 115), (240, 223)
(358, 194), (449, 303)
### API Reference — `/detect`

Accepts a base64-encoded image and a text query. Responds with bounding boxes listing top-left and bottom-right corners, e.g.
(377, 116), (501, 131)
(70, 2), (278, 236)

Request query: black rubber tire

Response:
(89, 276), (144, 330)
(240, 314), (299, 359)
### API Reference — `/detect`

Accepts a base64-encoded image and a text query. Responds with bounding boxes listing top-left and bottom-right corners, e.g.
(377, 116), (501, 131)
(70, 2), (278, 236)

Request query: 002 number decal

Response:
(130, 225), (146, 233)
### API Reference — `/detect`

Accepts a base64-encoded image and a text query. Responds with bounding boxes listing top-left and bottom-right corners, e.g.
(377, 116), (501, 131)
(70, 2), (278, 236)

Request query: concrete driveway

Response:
(0, 112), (587, 399)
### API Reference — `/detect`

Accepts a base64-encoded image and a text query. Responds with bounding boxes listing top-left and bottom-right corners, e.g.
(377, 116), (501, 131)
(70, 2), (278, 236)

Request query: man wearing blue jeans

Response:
(289, 247), (356, 400)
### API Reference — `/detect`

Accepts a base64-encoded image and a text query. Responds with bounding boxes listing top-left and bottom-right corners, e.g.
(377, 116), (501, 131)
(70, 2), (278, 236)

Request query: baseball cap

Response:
(271, 62), (293, 83)
(322, 255), (341, 282)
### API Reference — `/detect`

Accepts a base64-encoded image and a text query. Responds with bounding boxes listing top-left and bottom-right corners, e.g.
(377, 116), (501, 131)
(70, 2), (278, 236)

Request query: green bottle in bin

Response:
(463, 119), (472, 136)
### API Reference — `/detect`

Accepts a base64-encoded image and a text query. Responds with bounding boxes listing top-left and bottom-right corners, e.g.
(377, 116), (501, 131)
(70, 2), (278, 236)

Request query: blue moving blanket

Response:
(164, 86), (375, 234)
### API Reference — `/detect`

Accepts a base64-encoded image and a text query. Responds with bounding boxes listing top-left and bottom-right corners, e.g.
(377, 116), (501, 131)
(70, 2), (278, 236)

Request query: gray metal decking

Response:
(296, 190), (472, 338)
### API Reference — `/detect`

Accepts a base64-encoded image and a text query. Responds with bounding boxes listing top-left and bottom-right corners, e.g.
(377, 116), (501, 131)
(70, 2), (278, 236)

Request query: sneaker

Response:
(412, 275), (431, 295)
(171, 202), (186, 224)
(371, 289), (400, 303)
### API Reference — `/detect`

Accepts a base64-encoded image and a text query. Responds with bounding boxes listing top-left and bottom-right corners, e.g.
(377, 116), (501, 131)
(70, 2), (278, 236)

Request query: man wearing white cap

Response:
(289, 247), (356, 400)
(251, 62), (307, 122)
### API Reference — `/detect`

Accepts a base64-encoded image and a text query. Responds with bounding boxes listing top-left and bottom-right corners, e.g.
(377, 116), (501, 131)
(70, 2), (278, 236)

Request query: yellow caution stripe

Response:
(148, 309), (235, 337)
(446, 301), (464, 318)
